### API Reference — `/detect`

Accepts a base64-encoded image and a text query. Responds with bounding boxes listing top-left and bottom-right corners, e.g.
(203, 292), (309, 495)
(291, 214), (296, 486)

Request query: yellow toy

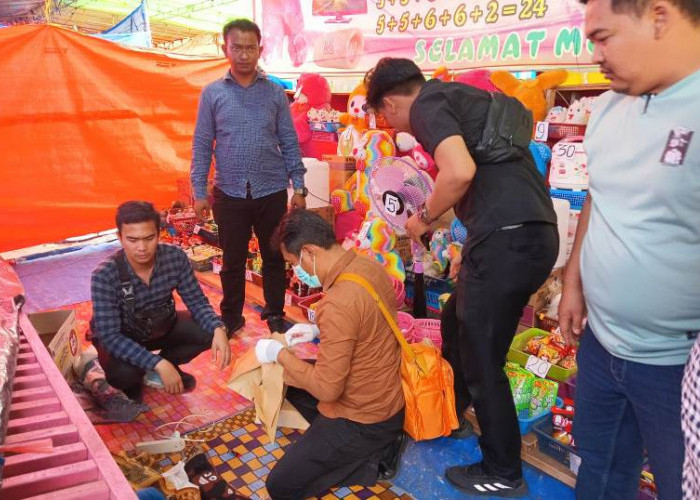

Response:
(339, 83), (370, 133)
(490, 70), (568, 123)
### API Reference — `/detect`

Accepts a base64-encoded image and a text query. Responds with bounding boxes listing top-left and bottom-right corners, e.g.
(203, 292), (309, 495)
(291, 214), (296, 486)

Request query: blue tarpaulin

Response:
(95, 0), (151, 48)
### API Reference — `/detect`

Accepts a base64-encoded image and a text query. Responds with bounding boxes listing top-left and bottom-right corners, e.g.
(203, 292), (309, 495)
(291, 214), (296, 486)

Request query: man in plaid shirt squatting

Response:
(90, 201), (232, 401)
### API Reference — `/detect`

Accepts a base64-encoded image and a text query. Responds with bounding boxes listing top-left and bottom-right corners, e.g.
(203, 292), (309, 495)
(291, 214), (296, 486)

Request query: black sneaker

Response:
(378, 432), (408, 480)
(176, 367), (197, 392)
(450, 416), (475, 439)
(267, 315), (287, 333)
(445, 463), (529, 497)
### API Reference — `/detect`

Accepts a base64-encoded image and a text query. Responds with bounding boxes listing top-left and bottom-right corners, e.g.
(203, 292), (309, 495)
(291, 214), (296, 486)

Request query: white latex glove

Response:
(255, 339), (285, 363)
(285, 323), (321, 346)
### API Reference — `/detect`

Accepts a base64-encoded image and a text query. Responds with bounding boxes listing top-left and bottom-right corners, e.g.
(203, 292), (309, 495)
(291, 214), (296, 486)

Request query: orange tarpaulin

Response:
(0, 24), (231, 252)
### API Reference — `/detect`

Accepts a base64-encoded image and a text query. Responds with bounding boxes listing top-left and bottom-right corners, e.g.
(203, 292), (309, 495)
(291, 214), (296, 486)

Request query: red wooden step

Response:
(11, 374), (48, 391)
(10, 386), (54, 404)
(4, 424), (79, 447)
(14, 363), (43, 376)
(6, 411), (70, 435)
(23, 480), (110, 500)
(9, 397), (61, 419)
(2, 441), (88, 477)
(0, 460), (99, 499)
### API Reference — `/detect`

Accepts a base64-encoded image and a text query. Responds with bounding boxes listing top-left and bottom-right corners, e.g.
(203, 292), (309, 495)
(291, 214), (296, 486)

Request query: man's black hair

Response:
(222, 18), (262, 44)
(271, 209), (336, 255)
(365, 57), (426, 111)
(580, 0), (700, 23)
(116, 201), (160, 233)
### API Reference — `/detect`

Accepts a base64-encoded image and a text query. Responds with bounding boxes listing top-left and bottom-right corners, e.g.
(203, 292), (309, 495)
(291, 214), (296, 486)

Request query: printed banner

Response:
(255, 0), (593, 75)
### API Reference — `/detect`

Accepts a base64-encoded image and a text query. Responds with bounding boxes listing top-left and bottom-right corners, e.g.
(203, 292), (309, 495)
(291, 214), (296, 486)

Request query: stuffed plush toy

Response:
(546, 105), (567, 123)
(490, 70), (568, 123)
(429, 228), (452, 275)
(331, 130), (396, 218)
(395, 132), (438, 180)
(290, 73), (331, 144)
(454, 69), (499, 93)
(354, 217), (405, 281)
(432, 67), (499, 93)
(339, 83), (370, 132)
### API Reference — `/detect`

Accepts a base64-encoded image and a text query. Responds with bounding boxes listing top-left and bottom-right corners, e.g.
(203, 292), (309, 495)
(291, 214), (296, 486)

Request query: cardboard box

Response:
(323, 154), (356, 193)
(29, 309), (80, 382)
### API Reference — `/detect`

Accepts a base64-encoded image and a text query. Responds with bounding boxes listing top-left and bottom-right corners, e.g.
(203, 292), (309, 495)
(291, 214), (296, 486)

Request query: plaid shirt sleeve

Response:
(90, 263), (162, 370)
(275, 86), (306, 190)
(190, 87), (214, 201)
(174, 251), (224, 334)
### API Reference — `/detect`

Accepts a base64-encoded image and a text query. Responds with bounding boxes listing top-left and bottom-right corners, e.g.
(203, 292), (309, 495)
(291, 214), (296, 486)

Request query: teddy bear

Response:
(490, 69), (569, 123)
(290, 73), (332, 145)
(339, 83), (370, 133)
(331, 129), (396, 218)
(354, 217), (405, 281)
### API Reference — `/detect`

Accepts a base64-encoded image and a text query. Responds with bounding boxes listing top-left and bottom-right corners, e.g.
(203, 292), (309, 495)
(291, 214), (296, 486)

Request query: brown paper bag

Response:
(227, 335), (308, 442)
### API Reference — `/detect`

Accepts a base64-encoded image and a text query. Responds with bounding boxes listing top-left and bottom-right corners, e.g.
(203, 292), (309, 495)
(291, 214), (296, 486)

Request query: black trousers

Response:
(96, 311), (213, 393)
(266, 387), (405, 500)
(441, 223), (558, 481)
(212, 187), (287, 328)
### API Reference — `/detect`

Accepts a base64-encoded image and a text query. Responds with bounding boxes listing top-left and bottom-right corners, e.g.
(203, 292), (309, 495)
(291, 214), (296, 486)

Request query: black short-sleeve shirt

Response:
(410, 80), (557, 249)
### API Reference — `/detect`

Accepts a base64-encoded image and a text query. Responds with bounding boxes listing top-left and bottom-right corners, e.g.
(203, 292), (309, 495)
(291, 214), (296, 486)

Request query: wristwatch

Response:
(294, 187), (308, 197)
(418, 203), (433, 225)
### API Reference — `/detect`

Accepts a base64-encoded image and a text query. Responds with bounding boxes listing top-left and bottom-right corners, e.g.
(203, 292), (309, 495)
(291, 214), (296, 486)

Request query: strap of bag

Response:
(337, 273), (428, 374)
(114, 250), (135, 315)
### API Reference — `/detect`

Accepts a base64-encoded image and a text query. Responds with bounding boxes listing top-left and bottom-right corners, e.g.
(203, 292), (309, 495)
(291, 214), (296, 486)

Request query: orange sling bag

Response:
(337, 273), (459, 441)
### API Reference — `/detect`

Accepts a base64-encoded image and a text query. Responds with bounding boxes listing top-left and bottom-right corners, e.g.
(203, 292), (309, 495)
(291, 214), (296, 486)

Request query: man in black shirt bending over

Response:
(366, 58), (558, 497)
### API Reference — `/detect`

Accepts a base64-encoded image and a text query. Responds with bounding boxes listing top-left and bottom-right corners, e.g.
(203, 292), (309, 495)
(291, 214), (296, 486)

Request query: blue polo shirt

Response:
(581, 68), (700, 365)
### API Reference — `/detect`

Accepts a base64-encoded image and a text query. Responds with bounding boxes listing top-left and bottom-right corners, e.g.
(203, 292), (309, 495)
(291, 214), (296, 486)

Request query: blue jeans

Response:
(574, 327), (685, 500)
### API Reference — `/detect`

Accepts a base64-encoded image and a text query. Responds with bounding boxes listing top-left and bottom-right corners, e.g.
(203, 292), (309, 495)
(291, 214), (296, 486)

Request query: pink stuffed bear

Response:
(396, 132), (438, 180)
(290, 73), (331, 145)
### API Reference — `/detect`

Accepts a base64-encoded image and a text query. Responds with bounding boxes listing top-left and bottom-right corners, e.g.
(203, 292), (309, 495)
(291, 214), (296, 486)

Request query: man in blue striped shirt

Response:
(90, 201), (231, 401)
(190, 19), (307, 335)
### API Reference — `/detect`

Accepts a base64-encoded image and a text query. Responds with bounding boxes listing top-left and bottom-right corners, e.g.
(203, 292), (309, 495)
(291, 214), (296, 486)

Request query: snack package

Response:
(506, 366), (535, 412)
(526, 335), (546, 355)
(537, 342), (565, 365)
(529, 378), (559, 418)
(552, 398), (575, 446)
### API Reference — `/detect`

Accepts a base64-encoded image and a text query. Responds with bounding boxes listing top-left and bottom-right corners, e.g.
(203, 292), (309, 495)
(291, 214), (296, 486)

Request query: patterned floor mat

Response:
(59, 283), (316, 453)
(171, 409), (413, 500)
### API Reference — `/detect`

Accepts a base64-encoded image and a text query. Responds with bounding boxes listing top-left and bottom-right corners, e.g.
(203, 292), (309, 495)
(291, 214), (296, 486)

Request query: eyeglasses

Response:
(230, 44), (259, 54)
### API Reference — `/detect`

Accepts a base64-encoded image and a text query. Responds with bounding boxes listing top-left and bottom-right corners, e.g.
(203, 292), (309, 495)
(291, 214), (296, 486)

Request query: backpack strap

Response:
(114, 250), (135, 315)
(337, 272), (428, 374)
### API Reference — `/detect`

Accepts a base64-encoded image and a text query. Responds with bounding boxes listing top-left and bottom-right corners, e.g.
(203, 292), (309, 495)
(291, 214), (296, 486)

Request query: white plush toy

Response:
(546, 106), (567, 123)
(565, 99), (588, 124)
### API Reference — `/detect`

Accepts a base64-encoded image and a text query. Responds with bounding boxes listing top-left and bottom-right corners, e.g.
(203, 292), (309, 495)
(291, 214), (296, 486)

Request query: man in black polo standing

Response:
(366, 58), (558, 497)
(191, 19), (307, 334)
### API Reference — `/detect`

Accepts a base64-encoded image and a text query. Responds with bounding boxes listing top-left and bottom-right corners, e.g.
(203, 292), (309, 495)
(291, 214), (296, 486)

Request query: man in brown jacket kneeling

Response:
(255, 209), (406, 499)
